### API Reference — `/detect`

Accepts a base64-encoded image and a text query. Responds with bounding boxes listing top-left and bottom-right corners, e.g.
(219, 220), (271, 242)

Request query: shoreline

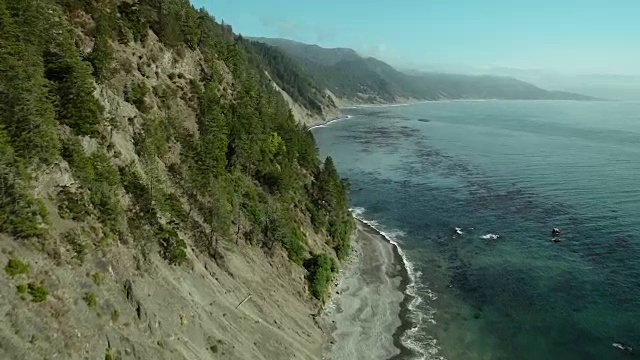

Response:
(320, 217), (417, 359)
(358, 219), (416, 360)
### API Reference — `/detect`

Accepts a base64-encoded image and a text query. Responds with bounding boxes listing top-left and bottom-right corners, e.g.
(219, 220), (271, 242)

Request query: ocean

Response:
(312, 100), (640, 360)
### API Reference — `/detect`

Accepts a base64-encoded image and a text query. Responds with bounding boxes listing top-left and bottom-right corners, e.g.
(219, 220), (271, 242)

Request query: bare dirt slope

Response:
(1, 233), (324, 360)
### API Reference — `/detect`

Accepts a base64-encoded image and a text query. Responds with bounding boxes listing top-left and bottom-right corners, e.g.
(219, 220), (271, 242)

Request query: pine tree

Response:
(196, 82), (229, 183)
(89, 13), (114, 82)
(45, 31), (104, 136)
(0, 1), (60, 165)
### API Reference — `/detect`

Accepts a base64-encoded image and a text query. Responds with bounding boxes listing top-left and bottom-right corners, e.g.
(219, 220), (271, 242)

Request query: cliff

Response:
(0, 0), (353, 359)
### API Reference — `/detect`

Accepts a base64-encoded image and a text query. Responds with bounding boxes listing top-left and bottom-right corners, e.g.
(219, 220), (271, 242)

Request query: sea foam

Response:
(349, 207), (444, 359)
(309, 115), (353, 130)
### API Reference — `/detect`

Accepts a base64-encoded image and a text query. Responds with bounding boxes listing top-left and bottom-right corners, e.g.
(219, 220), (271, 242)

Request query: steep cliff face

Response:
(0, 1), (353, 359)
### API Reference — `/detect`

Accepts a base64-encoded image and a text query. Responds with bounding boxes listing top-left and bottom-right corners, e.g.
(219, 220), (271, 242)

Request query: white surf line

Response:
(308, 115), (353, 130)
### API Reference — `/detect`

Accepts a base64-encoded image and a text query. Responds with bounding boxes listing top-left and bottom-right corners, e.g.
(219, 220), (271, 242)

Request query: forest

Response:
(0, 0), (353, 300)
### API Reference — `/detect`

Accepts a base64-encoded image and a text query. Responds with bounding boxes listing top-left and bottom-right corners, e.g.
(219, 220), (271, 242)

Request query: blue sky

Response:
(191, 0), (640, 75)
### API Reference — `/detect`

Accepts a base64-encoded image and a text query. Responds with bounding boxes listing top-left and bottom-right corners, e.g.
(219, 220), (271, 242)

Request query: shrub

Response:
(124, 81), (150, 113)
(304, 254), (337, 301)
(159, 192), (188, 225)
(91, 272), (103, 286)
(84, 291), (97, 308)
(63, 228), (90, 262)
(111, 308), (120, 322)
(0, 185), (51, 239)
(158, 225), (186, 265)
(16, 283), (27, 294)
(27, 282), (49, 302)
(62, 138), (125, 235)
(57, 186), (92, 221)
(4, 258), (30, 277)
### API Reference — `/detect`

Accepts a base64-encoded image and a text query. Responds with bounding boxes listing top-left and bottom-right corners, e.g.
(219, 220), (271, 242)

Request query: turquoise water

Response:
(313, 101), (640, 360)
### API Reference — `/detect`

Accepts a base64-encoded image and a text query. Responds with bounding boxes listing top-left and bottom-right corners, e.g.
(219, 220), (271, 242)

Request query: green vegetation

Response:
(4, 258), (30, 277)
(61, 138), (125, 237)
(84, 291), (97, 308)
(91, 272), (103, 286)
(27, 282), (49, 303)
(253, 37), (595, 102)
(304, 253), (338, 301)
(0, 0), (353, 300)
(63, 228), (90, 262)
(16, 283), (27, 294)
(57, 186), (93, 221)
(124, 81), (151, 113)
(244, 40), (334, 115)
(111, 308), (120, 322)
(88, 14), (114, 83)
(158, 224), (187, 265)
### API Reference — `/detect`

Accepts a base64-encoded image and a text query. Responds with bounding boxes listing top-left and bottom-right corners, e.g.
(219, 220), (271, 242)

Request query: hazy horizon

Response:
(192, 0), (640, 100)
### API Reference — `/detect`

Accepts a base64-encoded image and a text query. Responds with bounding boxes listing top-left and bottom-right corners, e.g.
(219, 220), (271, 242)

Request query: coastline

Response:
(319, 218), (416, 360)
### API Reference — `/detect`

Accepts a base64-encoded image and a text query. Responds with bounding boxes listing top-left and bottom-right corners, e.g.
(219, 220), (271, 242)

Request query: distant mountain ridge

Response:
(249, 37), (597, 104)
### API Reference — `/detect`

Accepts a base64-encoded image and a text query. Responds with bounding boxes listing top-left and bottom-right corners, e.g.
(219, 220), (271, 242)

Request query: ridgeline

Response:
(252, 37), (597, 104)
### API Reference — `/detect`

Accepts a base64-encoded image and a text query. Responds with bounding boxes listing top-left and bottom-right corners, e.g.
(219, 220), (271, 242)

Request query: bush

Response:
(57, 186), (92, 221)
(1, 189), (51, 239)
(84, 291), (97, 308)
(62, 138), (125, 235)
(89, 14), (114, 82)
(303, 254), (337, 301)
(4, 258), (30, 277)
(124, 81), (150, 113)
(91, 272), (103, 286)
(16, 283), (27, 294)
(159, 192), (188, 225)
(28, 282), (49, 302)
(63, 228), (90, 262)
(158, 225), (187, 265)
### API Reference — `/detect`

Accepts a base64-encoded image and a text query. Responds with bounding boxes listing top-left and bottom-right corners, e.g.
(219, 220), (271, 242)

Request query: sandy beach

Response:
(320, 220), (410, 360)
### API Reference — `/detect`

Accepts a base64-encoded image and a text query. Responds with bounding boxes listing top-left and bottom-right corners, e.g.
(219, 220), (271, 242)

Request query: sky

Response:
(190, 1), (640, 99)
(191, 0), (640, 76)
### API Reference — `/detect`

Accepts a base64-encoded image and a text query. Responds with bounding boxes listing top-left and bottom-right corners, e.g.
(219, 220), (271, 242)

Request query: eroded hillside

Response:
(0, 0), (353, 359)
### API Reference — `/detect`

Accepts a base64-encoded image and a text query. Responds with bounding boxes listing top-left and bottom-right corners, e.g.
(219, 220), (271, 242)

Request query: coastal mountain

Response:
(0, 0), (352, 359)
(251, 37), (596, 104)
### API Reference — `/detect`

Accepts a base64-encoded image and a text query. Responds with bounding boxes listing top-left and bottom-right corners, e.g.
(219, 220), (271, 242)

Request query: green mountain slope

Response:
(252, 37), (596, 103)
(243, 38), (336, 115)
(0, 1), (352, 359)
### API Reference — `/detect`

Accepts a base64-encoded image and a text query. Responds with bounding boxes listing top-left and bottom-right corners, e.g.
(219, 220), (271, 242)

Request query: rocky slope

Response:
(0, 0), (353, 359)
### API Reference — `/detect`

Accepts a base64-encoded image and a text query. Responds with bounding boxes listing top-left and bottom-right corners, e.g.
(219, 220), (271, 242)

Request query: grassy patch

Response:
(27, 282), (48, 302)
(4, 258), (30, 277)
(91, 272), (103, 286)
(84, 291), (97, 308)
(16, 283), (27, 294)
